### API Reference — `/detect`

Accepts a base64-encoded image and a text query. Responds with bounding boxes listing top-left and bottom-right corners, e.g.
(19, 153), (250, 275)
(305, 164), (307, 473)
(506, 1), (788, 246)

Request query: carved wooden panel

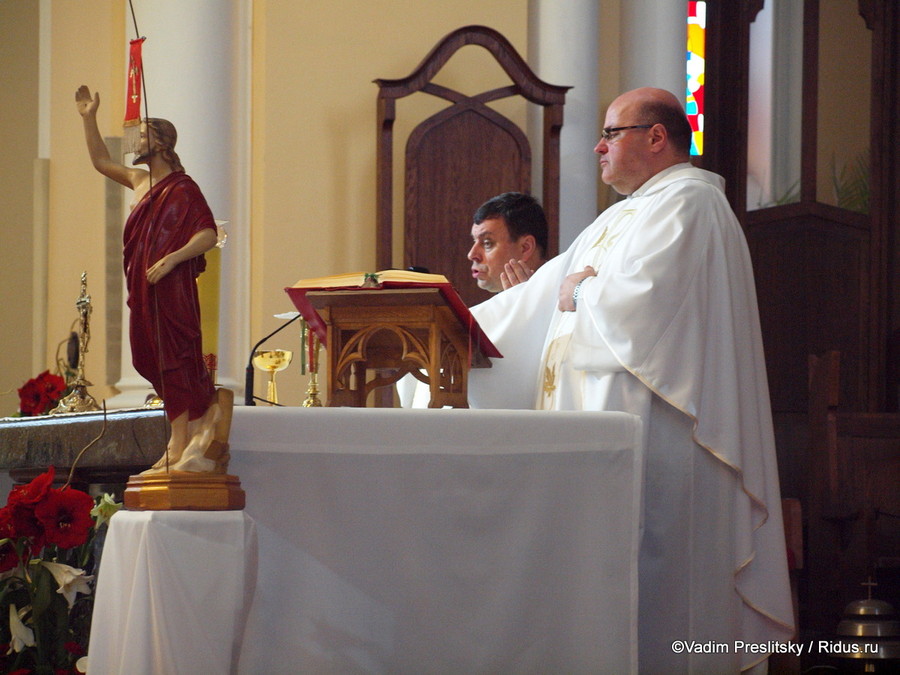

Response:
(375, 25), (569, 308)
(405, 105), (530, 307)
(806, 352), (900, 632)
(748, 206), (870, 413)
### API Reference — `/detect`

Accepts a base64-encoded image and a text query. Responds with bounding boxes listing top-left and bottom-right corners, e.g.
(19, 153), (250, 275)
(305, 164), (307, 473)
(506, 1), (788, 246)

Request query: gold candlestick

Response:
(52, 272), (100, 414)
(302, 326), (323, 407)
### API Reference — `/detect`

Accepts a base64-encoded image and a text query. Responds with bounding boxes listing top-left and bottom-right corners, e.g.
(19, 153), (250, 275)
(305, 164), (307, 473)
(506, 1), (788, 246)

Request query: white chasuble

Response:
(537, 204), (639, 413)
(469, 164), (794, 673)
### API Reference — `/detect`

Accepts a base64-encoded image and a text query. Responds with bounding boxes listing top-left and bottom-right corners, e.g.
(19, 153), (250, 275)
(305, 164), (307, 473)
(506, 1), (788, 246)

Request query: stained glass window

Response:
(686, 1), (706, 156)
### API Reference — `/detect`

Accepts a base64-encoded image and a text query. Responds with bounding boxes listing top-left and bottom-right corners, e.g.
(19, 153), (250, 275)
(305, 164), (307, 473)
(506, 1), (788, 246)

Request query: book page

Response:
(291, 269), (449, 288)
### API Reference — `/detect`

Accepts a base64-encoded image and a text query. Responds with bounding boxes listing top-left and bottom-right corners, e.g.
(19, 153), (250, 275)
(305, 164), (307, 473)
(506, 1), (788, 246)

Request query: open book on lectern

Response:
(284, 269), (502, 359)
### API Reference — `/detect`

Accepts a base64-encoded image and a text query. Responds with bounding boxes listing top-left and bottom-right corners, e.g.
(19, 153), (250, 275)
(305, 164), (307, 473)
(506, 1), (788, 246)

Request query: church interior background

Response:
(1, 0), (897, 668)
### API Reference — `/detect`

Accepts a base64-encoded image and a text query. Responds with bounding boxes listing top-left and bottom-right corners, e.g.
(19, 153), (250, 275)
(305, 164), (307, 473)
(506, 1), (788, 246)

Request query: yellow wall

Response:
(0, 0), (40, 408)
(47, 1), (125, 406)
(1, 0), (125, 410)
(0, 0), (531, 410)
(250, 1), (528, 400)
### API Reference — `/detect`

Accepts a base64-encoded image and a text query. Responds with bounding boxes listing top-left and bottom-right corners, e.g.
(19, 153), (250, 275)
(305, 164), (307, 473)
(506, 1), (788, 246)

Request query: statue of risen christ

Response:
(76, 85), (233, 474)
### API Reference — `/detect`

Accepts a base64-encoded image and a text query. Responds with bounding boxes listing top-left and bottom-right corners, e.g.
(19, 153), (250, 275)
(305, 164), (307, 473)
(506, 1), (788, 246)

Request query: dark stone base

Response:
(0, 408), (168, 488)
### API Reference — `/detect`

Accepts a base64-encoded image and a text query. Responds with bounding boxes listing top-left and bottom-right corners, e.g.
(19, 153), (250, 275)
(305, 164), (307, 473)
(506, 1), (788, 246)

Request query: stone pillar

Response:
(528, 0), (599, 249)
(619, 0), (686, 103)
(32, 0), (51, 375)
(109, 0), (250, 408)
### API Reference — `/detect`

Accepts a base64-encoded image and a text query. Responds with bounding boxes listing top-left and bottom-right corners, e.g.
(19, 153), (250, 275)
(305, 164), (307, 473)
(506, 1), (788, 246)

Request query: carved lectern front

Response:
(288, 286), (499, 408)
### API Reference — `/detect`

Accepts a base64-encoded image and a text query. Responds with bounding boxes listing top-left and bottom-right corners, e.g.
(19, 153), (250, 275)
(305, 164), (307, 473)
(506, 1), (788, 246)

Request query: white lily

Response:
(91, 492), (122, 529)
(7, 603), (34, 654)
(41, 561), (95, 609)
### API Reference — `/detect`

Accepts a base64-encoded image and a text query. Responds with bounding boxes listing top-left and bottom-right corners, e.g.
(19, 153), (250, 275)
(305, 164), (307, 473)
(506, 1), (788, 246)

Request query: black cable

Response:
(128, 0), (140, 37)
(244, 314), (303, 406)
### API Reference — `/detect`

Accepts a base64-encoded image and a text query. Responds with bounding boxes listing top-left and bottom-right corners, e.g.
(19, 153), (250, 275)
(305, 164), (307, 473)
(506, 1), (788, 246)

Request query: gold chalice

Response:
(253, 349), (293, 405)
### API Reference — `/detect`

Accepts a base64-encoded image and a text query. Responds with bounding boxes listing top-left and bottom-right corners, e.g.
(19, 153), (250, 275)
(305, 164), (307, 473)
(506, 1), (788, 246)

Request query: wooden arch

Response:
(374, 25), (570, 306)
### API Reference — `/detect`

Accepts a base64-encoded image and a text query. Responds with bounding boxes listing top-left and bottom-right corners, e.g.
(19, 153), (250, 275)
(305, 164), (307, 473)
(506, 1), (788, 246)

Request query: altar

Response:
(88, 406), (643, 674)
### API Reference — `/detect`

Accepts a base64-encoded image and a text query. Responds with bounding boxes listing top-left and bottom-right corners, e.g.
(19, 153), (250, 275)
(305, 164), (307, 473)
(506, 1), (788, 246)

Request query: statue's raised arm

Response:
(75, 85), (147, 192)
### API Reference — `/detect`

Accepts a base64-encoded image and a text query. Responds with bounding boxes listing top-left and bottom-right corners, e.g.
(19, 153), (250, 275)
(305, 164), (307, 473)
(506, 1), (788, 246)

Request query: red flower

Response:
(2, 468), (57, 553)
(7, 467), (55, 507)
(64, 641), (86, 656)
(17, 370), (67, 416)
(7, 502), (46, 549)
(34, 488), (94, 549)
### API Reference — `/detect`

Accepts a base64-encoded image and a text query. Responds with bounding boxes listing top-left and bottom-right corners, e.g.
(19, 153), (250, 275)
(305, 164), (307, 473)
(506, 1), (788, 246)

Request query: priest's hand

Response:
(500, 259), (533, 290)
(558, 266), (597, 312)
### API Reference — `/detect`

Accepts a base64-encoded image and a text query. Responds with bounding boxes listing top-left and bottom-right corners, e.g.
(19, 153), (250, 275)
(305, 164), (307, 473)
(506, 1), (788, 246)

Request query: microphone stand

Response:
(245, 313), (303, 406)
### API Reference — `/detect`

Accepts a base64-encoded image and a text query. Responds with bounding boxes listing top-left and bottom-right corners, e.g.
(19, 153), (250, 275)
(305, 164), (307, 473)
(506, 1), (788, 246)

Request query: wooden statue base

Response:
(124, 472), (246, 511)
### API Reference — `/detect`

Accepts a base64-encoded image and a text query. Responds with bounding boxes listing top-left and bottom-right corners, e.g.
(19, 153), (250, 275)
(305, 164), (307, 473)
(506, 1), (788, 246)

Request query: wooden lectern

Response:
(286, 276), (500, 408)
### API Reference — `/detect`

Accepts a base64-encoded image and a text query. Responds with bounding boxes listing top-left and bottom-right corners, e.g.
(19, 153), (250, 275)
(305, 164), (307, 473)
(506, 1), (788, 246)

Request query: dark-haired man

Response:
(467, 88), (794, 673)
(468, 192), (547, 293)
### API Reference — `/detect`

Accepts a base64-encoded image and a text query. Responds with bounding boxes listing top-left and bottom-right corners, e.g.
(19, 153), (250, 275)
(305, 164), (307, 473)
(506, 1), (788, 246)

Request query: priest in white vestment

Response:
(466, 88), (795, 673)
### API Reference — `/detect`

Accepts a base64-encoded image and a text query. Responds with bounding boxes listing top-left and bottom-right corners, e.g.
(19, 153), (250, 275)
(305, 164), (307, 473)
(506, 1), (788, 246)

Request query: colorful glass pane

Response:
(686, 1), (706, 155)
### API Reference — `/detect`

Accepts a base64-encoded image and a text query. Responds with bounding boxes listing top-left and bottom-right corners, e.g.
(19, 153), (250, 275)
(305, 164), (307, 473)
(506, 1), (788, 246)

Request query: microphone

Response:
(244, 312), (303, 406)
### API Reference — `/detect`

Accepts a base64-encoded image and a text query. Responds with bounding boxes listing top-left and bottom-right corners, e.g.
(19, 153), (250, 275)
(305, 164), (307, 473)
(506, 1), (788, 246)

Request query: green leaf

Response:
(31, 564), (56, 619)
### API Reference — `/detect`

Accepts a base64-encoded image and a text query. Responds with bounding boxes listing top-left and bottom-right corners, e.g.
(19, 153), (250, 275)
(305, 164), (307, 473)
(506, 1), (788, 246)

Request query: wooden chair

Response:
(805, 351), (900, 630)
(374, 25), (569, 307)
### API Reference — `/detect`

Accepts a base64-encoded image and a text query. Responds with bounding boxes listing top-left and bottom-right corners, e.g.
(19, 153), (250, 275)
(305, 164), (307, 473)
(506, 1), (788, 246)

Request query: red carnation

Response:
(35, 487), (95, 549)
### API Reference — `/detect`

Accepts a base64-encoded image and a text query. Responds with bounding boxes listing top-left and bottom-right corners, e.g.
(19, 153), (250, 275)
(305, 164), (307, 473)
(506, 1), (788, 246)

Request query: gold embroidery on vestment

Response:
(538, 207), (635, 409)
(542, 365), (556, 397)
(590, 209), (634, 256)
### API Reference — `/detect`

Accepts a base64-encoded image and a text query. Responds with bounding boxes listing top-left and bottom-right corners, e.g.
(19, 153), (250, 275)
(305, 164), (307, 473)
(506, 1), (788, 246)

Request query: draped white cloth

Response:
(87, 511), (258, 675)
(468, 164), (795, 672)
(88, 408), (645, 674)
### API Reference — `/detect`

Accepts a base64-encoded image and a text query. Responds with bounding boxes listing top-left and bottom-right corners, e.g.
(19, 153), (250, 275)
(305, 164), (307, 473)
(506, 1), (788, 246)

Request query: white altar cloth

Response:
(89, 407), (643, 674)
(87, 510), (257, 674)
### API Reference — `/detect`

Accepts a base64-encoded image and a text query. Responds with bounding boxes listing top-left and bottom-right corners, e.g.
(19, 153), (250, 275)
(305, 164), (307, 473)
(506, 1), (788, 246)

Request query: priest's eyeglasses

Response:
(599, 124), (654, 142)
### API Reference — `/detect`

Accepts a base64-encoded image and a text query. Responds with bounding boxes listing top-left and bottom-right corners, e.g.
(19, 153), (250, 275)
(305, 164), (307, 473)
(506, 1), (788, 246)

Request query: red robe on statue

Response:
(123, 171), (216, 422)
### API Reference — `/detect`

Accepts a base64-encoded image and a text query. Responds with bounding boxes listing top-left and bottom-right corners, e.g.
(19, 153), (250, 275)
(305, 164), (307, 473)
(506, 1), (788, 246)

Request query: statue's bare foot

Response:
(169, 389), (234, 473)
(139, 390), (234, 475)
(141, 437), (187, 475)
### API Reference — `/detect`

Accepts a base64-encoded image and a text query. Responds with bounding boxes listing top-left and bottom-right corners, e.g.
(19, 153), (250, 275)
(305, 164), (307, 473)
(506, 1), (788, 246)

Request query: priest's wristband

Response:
(572, 278), (586, 309)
